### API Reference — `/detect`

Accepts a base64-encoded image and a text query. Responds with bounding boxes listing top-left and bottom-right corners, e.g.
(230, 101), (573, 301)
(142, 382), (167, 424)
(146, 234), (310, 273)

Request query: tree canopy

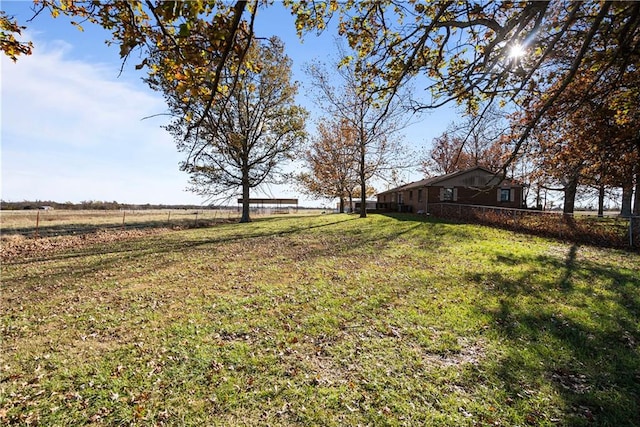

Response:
(6, 1), (638, 149)
(160, 36), (307, 222)
(520, 67), (640, 215)
(421, 109), (509, 176)
(297, 119), (360, 213)
(291, 1), (640, 169)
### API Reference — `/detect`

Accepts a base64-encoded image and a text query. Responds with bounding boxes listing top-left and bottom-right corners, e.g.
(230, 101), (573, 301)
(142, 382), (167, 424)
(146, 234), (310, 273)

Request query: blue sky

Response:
(1, 1), (457, 207)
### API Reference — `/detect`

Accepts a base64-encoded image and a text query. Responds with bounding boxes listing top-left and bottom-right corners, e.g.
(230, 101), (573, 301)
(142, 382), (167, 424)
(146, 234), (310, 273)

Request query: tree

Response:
(291, 1), (640, 171)
(522, 69), (639, 216)
(608, 75), (640, 216)
(6, 2), (640, 202)
(421, 110), (509, 176)
(297, 119), (359, 213)
(157, 36), (307, 223)
(305, 43), (408, 218)
(6, 2), (639, 132)
(6, 1), (639, 167)
(422, 130), (468, 176)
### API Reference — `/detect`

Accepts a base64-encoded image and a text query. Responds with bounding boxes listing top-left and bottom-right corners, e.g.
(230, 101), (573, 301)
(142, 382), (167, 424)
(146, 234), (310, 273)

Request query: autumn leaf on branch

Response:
(0, 11), (33, 61)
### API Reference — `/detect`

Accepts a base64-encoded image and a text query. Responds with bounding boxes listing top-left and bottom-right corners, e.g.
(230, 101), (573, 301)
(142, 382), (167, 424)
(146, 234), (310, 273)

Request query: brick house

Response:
(376, 166), (525, 213)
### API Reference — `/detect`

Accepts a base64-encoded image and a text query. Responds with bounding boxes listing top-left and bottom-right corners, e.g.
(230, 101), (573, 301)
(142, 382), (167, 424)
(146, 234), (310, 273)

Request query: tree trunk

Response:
(338, 197), (345, 213)
(598, 184), (605, 218)
(620, 182), (633, 218)
(634, 171), (640, 216)
(563, 178), (578, 215)
(635, 139), (640, 216)
(240, 167), (251, 223)
(359, 140), (367, 219)
(359, 180), (367, 218)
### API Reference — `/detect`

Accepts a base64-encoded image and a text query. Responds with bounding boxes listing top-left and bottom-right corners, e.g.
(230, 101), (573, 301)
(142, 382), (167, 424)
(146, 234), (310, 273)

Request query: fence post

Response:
(122, 211), (126, 231)
(35, 210), (40, 238)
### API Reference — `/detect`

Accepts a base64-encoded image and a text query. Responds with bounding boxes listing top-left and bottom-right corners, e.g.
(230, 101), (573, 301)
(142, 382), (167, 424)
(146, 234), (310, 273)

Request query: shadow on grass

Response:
(379, 212), (446, 223)
(7, 214), (405, 293)
(5, 215), (348, 261)
(559, 244), (578, 290)
(5, 214), (445, 317)
(378, 212), (482, 242)
(468, 245), (640, 425)
(3, 215), (367, 305)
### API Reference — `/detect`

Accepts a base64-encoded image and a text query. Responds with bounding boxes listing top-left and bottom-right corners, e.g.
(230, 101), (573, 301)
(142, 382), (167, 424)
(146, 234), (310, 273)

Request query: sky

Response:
(1, 1), (458, 207)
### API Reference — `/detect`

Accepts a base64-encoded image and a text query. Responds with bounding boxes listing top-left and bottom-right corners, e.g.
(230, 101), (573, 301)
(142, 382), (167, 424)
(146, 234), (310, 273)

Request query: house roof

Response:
(377, 166), (521, 196)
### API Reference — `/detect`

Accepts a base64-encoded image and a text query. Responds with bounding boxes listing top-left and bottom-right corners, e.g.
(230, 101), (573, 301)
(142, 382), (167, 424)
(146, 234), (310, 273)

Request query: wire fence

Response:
(0, 208), (299, 239)
(426, 203), (640, 250)
(0, 207), (316, 237)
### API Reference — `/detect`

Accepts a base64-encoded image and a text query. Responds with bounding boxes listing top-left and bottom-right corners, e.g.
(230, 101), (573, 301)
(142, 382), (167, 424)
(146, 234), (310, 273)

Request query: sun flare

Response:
(509, 43), (526, 58)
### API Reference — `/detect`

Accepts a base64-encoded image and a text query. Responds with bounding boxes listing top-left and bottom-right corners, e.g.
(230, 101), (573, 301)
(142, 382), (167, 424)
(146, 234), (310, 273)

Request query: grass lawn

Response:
(1, 213), (639, 426)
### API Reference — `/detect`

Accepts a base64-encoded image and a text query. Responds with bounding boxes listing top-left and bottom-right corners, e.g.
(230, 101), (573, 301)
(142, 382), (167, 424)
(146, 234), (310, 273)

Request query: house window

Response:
(409, 190), (413, 201)
(500, 188), (511, 202)
(443, 188), (454, 201)
(418, 189), (423, 202)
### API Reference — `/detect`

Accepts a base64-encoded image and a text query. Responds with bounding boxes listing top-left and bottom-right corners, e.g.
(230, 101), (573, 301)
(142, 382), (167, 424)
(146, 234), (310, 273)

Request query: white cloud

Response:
(1, 35), (203, 205)
(3, 37), (167, 148)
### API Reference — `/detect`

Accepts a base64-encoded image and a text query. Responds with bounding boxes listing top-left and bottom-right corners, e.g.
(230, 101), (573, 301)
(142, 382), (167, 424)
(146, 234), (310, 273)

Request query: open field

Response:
(0, 210), (235, 238)
(0, 209), (323, 238)
(1, 213), (639, 425)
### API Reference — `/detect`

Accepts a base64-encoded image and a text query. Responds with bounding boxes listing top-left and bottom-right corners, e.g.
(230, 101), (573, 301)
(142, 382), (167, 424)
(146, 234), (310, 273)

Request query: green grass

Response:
(1, 213), (639, 426)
